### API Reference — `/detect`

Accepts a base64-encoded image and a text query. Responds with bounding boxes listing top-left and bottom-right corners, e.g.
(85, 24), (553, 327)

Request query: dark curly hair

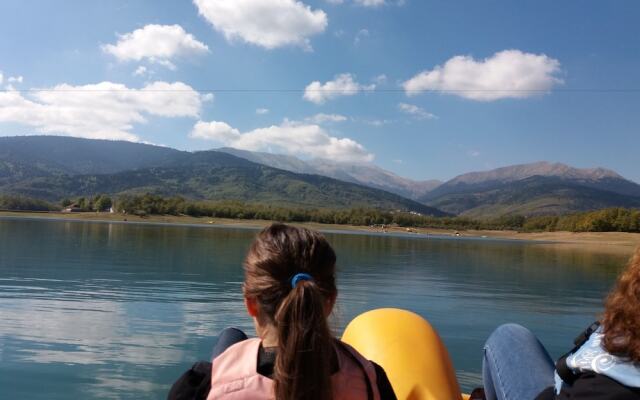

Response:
(602, 247), (640, 362)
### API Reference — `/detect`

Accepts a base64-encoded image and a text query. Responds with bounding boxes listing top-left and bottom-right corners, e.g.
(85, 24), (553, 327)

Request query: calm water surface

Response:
(0, 218), (629, 398)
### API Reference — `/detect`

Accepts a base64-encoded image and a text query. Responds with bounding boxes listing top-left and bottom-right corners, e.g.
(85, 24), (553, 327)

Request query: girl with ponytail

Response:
(169, 223), (396, 400)
(240, 223), (339, 400)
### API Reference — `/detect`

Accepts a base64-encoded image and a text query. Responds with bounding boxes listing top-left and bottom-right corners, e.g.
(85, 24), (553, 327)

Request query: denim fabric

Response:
(482, 323), (556, 400)
(211, 327), (248, 360)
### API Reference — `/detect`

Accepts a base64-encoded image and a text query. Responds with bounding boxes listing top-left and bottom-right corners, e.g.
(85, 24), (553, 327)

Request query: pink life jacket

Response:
(207, 338), (381, 400)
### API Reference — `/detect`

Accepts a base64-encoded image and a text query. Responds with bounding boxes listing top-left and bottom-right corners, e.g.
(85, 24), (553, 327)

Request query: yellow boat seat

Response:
(342, 308), (469, 400)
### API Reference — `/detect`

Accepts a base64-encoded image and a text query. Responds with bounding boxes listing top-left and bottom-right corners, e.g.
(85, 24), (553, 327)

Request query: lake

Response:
(0, 217), (629, 399)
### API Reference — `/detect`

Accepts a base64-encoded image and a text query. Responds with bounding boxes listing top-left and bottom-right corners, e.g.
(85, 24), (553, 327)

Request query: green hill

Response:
(0, 136), (181, 175)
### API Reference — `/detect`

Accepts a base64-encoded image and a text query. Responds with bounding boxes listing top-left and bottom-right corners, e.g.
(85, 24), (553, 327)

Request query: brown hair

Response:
(602, 247), (640, 362)
(243, 223), (337, 400)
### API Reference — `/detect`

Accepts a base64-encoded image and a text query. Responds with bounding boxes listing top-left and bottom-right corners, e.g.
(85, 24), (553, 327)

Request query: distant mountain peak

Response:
(421, 161), (640, 217)
(216, 147), (442, 200)
(448, 161), (623, 185)
(526, 161), (622, 180)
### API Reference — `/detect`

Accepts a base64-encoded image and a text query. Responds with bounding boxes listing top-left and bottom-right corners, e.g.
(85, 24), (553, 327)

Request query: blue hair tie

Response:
(290, 273), (313, 288)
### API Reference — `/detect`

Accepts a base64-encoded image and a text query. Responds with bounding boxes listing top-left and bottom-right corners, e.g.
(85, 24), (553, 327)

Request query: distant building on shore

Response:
(62, 204), (83, 213)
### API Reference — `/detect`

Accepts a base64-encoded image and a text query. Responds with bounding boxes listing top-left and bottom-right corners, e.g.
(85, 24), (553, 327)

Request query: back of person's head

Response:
(602, 247), (640, 362)
(243, 223), (337, 400)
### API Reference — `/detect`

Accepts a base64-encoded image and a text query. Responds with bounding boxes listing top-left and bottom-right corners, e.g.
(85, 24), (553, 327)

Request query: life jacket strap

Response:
(336, 341), (374, 400)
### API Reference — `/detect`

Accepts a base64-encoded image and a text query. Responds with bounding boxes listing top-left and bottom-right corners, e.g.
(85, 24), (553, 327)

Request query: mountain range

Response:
(2, 136), (639, 218)
(217, 149), (640, 217)
(0, 136), (445, 216)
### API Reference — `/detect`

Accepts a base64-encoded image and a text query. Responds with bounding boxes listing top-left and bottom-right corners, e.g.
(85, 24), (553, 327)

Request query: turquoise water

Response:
(0, 217), (628, 398)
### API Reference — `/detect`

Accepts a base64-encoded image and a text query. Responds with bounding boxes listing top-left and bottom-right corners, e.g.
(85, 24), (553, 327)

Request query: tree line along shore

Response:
(1, 193), (640, 234)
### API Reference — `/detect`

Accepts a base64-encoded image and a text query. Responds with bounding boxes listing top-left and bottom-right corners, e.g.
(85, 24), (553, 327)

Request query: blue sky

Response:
(1, 0), (639, 182)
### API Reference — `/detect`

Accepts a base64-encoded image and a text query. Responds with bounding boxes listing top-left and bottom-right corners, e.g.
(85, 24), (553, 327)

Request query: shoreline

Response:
(1, 210), (638, 255)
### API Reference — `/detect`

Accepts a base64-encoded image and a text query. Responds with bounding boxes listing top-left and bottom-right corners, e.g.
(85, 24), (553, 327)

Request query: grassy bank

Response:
(2, 210), (638, 256)
(4, 194), (640, 233)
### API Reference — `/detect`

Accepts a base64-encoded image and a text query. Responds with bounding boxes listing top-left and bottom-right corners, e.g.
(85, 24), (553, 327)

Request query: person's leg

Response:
(482, 323), (555, 400)
(211, 327), (248, 360)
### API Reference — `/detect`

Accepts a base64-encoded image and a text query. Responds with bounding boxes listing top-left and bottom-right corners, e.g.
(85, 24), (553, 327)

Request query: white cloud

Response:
(373, 74), (387, 84)
(351, 117), (391, 126)
(354, 28), (369, 45)
(363, 119), (390, 126)
(0, 81), (207, 141)
(102, 24), (209, 68)
(133, 66), (148, 77)
(304, 73), (375, 104)
(191, 121), (241, 143)
(191, 119), (373, 162)
(327, 0), (403, 7)
(256, 108), (270, 115)
(403, 50), (563, 101)
(398, 103), (437, 120)
(306, 113), (348, 123)
(468, 150), (481, 157)
(8, 76), (23, 84)
(194, 0), (327, 50)
(355, 0), (385, 6)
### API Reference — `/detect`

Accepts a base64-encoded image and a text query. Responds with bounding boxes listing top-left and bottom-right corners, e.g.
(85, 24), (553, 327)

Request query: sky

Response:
(1, 0), (639, 182)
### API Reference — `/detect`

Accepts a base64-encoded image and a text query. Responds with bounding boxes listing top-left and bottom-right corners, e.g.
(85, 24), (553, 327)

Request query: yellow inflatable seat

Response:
(342, 308), (469, 400)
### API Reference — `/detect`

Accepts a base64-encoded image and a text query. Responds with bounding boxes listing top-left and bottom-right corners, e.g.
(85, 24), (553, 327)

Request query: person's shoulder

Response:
(213, 338), (261, 363)
(212, 338), (262, 380)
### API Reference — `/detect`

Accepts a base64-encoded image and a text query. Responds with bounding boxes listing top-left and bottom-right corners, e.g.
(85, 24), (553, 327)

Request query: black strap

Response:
(556, 321), (601, 385)
(336, 341), (375, 400)
(167, 361), (212, 400)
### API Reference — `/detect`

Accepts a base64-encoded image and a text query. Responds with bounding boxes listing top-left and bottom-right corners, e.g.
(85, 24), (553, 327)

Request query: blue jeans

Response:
(212, 327), (248, 360)
(482, 324), (555, 400)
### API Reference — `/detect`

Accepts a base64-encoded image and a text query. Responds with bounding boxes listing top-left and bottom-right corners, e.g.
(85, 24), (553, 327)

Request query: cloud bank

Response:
(0, 81), (208, 141)
(191, 119), (373, 162)
(403, 49), (563, 101)
(194, 0), (327, 50)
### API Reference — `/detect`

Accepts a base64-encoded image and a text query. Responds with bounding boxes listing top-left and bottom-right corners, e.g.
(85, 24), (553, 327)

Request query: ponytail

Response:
(274, 280), (334, 400)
